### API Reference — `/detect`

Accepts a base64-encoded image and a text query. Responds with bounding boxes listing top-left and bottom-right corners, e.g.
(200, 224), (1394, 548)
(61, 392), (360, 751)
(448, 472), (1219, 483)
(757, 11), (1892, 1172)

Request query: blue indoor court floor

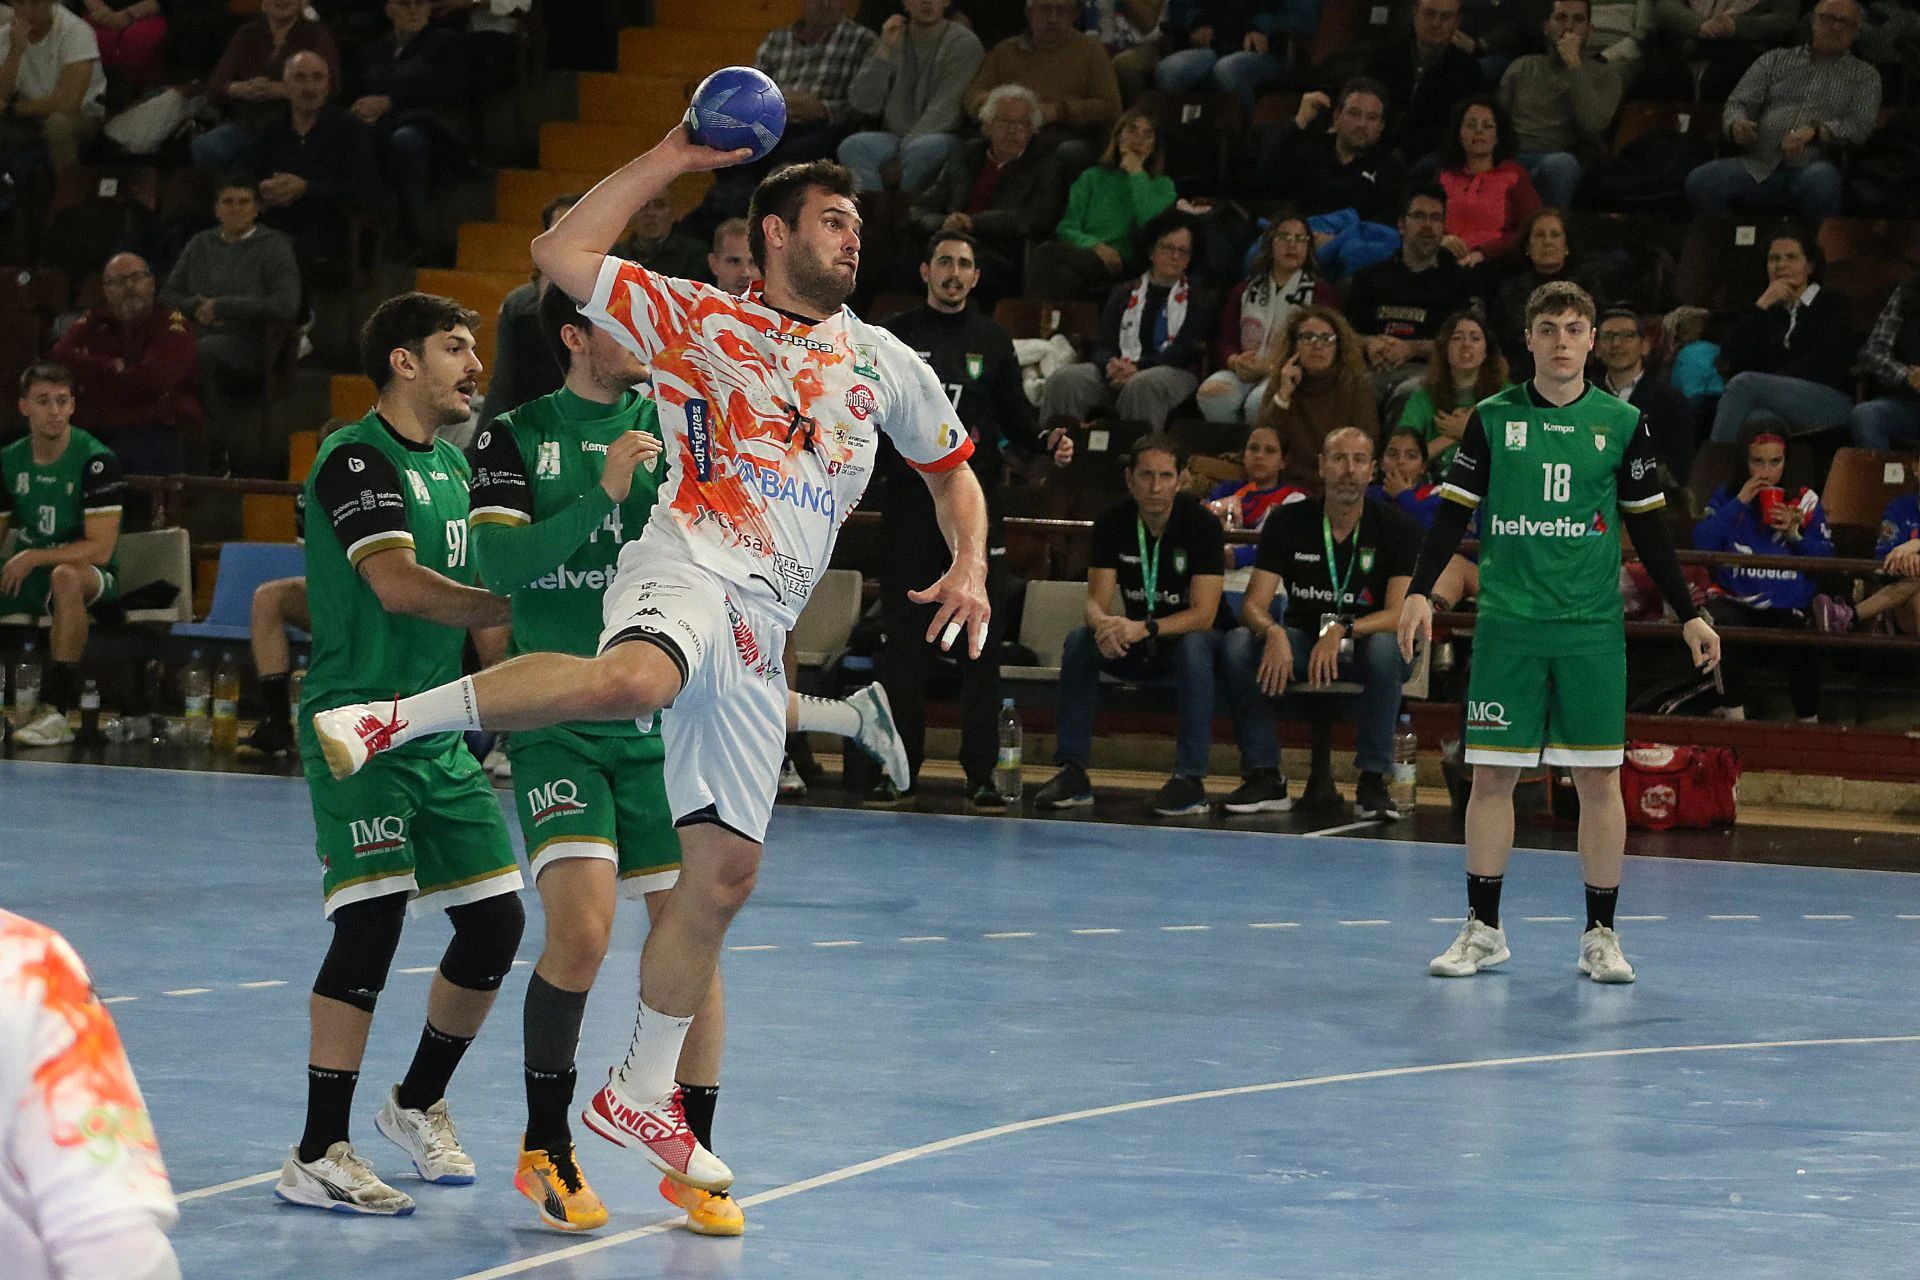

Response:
(6, 757), (1920, 1279)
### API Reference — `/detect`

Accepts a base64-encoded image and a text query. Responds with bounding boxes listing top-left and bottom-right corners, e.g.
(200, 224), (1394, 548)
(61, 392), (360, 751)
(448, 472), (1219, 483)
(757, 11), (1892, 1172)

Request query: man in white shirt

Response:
(1, 908), (181, 1280)
(0, 0), (108, 171)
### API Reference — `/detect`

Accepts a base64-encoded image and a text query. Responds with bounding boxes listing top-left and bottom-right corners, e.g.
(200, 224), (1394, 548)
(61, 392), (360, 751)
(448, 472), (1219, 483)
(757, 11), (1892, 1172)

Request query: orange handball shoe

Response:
(659, 1175), (745, 1236)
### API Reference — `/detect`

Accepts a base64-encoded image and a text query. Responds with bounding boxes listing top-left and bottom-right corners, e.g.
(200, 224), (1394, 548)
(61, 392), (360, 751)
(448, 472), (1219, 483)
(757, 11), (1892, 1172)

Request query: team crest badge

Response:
(844, 384), (878, 420)
(1504, 421), (1527, 449)
(853, 344), (879, 378)
(965, 353), (984, 380)
(1359, 548), (1375, 573)
(1593, 433), (1607, 451)
(1173, 551), (1188, 574)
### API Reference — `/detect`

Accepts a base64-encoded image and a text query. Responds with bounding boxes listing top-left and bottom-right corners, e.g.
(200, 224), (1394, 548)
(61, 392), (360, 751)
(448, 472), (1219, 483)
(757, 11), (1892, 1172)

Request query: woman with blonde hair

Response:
(1024, 109), (1177, 299)
(1255, 305), (1378, 484)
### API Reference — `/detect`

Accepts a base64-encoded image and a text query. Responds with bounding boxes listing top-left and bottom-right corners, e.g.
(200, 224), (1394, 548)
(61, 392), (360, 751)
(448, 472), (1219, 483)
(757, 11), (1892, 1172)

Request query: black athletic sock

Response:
(299, 1066), (359, 1163)
(524, 1066), (578, 1154)
(1585, 883), (1618, 932)
(677, 1082), (720, 1154)
(258, 673), (290, 727)
(1467, 874), (1504, 929)
(42, 662), (79, 713)
(397, 1022), (475, 1112)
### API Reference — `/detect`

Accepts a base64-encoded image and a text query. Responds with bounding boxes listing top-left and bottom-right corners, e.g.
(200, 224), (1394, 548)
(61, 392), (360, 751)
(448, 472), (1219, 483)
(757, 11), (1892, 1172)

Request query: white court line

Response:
(982, 931), (1034, 939)
(1430, 916), (1465, 924)
(1303, 819), (1382, 838)
(1710, 915), (1760, 921)
(898, 936), (946, 943)
(1804, 914), (1854, 921)
(437, 1032), (1920, 1280)
(238, 980), (286, 989)
(1337, 919), (1390, 927)
(1901, 915), (1920, 921)
(1523, 916), (1575, 923)
(398, 965), (436, 975)
(1072, 928), (1121, 935)
(1248, 922), (1298, 929)
(729, 945), (778, 952)
(101, 995), (137, 1004)
(811, 940), (861, 948)
(1619, 915), (1667, 922)
(162, 988), (210, 997)
(1160, 925), (1210, 932)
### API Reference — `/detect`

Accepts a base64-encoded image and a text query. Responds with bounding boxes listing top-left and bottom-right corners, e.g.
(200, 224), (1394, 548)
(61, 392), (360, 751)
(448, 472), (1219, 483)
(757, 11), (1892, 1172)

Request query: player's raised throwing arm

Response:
(909, 462), (992, 658)
(531, 126), (753, 305)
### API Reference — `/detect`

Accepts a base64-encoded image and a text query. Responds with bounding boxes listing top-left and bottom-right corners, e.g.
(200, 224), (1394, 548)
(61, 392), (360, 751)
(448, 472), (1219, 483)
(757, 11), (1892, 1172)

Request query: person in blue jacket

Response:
(1692, 427), (1834, 721)
(1843, 490), (1920, 634)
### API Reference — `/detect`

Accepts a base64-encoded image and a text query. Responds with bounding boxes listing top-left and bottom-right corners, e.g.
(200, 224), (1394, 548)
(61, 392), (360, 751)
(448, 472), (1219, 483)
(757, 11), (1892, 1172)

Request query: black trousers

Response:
(1704, 595), (1821, 719)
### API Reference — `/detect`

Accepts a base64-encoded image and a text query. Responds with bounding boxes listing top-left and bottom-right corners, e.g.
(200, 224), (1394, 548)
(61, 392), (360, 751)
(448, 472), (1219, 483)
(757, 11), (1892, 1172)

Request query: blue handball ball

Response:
(684, 66), (787, 163)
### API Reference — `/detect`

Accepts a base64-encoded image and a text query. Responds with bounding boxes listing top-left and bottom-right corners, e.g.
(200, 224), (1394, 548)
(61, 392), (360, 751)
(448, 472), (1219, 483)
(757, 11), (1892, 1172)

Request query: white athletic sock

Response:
(391, 676), (482, 744)
(615, 999), (695, 1106)
(792, 692), (860, 739)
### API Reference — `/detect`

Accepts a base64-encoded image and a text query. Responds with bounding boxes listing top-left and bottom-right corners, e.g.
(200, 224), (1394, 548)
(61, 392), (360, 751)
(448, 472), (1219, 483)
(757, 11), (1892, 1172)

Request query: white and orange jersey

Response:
(1, 910), (177, 1279)
(584, 255), (972, 628)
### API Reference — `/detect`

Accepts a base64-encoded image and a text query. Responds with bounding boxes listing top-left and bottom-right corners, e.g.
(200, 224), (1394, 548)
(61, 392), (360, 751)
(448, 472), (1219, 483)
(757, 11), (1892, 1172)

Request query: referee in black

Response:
(868, 231), (1073, 809)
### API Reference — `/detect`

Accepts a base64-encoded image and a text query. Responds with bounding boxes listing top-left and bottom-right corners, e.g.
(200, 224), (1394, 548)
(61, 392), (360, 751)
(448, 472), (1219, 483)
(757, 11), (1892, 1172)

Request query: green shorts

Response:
(509, 725), (680, 897)
(1465, 624), (1626, 769)
(305, 733), (522, 918)
(0, 564), (116, 617)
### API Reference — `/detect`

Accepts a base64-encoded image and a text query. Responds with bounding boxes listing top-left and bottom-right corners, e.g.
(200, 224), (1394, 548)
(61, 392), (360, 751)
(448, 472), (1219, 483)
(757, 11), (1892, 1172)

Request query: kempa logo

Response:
(528, 778), (586, 824)
(349, 815), (406, 856)
(1467, 701), (1510, 730)
(1489, 513), (1598, 538)
(527, 564), (615, 591)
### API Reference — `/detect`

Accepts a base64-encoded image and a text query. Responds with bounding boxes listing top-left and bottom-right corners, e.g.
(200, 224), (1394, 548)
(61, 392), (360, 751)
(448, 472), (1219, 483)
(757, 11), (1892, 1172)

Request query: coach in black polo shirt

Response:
(1034, 435), (1263, 819)
(872, 230), (1072, 810)
(1221, 427), (1421, 819)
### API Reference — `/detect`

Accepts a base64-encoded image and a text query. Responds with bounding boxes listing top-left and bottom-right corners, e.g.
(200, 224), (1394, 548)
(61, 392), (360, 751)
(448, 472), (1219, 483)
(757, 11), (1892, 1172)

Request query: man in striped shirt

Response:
(1683, 0), (1881, 222)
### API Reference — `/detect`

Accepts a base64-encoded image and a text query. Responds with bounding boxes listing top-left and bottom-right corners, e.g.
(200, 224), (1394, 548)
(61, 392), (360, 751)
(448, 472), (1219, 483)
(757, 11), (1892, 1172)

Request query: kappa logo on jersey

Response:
(1466, 701), (1510, 730)
(407, 471), (431, 503)
(349, 815), (407, 857)
(686, 399), (713, 481)
(1504, 421), (1527, 449)
(528, 778), (587, 824)
(844, 384), (877, 421)
(771, 331), (835, 353)
(537, 440), (562, 478)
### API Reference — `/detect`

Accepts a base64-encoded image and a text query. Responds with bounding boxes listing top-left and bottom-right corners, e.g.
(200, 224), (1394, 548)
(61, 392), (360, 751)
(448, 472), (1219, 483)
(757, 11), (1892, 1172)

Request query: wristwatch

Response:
(1144, 617), (1160, 639)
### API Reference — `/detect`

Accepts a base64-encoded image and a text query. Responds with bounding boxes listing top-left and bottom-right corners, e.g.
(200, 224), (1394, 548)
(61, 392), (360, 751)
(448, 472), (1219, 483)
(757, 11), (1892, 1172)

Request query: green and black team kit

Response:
(300, 410), (520, 916)
(1409, 382), (1701, 765)
(467, 387), (679, 890)
(0, 429), (123, 612)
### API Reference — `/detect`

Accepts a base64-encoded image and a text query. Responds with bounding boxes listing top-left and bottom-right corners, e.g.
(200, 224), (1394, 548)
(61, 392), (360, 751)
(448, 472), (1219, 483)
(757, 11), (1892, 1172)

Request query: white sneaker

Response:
(313, 700), (406, 780)
(274, 1141), (416, 1215)
(778, 754), (807, 797)
(1578, 925), (1636, 984)
(13, 705), (73, 747)
(375, 1085), (477, 1184)
(1429, 915), (1511, 977)
(483, 735), (512, 780)
(845, 683), (911, 790)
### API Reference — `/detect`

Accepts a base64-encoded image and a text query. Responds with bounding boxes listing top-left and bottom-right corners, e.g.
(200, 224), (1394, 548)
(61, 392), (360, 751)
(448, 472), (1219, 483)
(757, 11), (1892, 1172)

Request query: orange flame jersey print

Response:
(587, 256), (972, 628)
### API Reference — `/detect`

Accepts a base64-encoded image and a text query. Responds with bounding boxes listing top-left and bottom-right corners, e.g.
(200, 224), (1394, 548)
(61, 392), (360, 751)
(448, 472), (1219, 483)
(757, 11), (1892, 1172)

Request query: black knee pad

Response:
(439, 893), (526, 992)
(312, 895), (408, 1012)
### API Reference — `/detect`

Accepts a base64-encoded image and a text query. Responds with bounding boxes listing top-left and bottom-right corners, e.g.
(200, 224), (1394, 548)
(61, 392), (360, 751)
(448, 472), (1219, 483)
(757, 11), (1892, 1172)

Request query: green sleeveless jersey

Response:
(468, 387), (664, 739)
(1439, 382), (1664, 648)
(299, 411), (477, 757)
(0, 429), (123, 578)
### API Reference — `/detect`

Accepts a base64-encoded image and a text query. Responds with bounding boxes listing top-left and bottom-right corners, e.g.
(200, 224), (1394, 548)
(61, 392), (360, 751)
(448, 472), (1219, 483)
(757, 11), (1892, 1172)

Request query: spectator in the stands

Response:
(840, 0), (983, 193)
(1856, 492), (1920, 634)
(1497, 0), (1623, 209)
(1254, 304), (1378, 483)
(1692, 425), (1834, 721)
(251, 51), (383, 265)
(1205, 423), (1309, 569)
(1452, 0), (1552, 81)
(1643, 0), (1798, 102)
(1664, 303), (1724, 406)
(1683, 0), (1880, 223)
(476, 191), (577, 438)
(1219, 425), (1420, 818)
(50, 252), (201, 477)
(0, 0), (107, 172)
(162, 178), (301, 475)
(347, 0), (470, 257)
(194, 0), (344, 175)
(1583, 0), (1651, 86)
(611, 192), (710, 280)
(1490, 206), (1597, 375)
(962, 0), (1121, 176)
(1399, 306), (1508, 478)
(1595, 305), (1695, 480)
(1196, 213), (1338, 424)
(1132, 0), (1290, 113)
(907, 84), (1063, 303)
(1436, 95), (1538, 269)
(708, 216), (759, 295)
(1039, 212), (1214, 428)
(1084, 0), (1163, 69)
(1024, 107), (1175, 299)
(75, 0), (167, 92)
(1252, 78), (1403, 225)
(1343, 184), (1473, 403)
(1365, 0), (1487, 169)
(1371, 425), (1443, 525)
(1851, 272), (1920, 451)
(1708, 229), (1857, 443)
(1031, 434), (1244, 818)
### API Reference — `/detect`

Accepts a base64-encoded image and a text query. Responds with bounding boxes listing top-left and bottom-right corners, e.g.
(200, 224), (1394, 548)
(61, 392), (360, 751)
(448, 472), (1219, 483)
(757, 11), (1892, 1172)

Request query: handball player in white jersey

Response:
(315, 127), (991, 1192)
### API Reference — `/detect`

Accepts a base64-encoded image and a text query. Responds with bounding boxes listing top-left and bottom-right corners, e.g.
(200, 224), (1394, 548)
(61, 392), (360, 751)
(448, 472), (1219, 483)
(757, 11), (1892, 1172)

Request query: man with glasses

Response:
(1594, 307), (1693, 482)
(1497, 0), (1622, 208)
(51, 253), (202, 477)
(1366, 0), (1486, 167)
(1253, 76), (1404, 223)
(1344, 186), (1472, 406)
(1682, 0), (1880, 223)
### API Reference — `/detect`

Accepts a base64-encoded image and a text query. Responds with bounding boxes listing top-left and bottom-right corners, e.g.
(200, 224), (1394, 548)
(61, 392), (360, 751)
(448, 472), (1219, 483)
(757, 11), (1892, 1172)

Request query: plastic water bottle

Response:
(288, 655), (308, 721)
(12, 643), (40, 716)
(1390, 714), (1419, 815)
(211, 652), (241, 751)
(994, 698), (1023, 807)
(182, 649), (211, 746)
(77, 678), (102, 745)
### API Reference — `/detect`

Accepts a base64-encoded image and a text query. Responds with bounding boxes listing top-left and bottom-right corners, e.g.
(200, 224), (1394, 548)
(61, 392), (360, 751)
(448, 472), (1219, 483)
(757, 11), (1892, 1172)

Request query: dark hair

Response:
(1135, 209), (1198, 265)
(1440, 94), (1516, 170)
(1550, 0), (1592, 18)
(1247, 208), (1319, 287)
(359, 292), (481, 391)
(1098, 108), (1165, 174)
(1402, 182), (1447, 219)
(1336, 76), (1390, 114)
(1597, 305), (1641, 331)
(539, 192), (581, 232)
(1127, 432), (1187, 472)
(1764, 225), (1823, 282)
(18, 362), (73, 396)
(924, 228), (981, 262)
(215, 174), (259, 198)
(747, 160), (857, 271)
(1423, 307), (1509, 403)
(537, 281), (591, 377)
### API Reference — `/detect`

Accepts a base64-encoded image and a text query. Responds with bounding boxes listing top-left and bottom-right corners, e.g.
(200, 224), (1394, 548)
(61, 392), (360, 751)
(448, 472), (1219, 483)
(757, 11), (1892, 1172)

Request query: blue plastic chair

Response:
(172, 542), (307, 642)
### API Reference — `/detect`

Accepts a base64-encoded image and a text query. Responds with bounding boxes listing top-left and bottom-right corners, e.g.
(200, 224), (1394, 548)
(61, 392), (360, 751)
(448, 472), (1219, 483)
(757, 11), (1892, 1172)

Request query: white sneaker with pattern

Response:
(1429, 915), (1511, 977)
(1578, 925), (1635, 983)
(274, 1141), (416, 1215)
(375, 1085), (477, 1184)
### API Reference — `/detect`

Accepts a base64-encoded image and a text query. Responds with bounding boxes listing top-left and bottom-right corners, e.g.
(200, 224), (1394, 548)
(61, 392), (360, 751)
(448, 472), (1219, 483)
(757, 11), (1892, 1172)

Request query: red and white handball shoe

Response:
(581, 1076), (733, 1192)
(313, 699), (408, 780)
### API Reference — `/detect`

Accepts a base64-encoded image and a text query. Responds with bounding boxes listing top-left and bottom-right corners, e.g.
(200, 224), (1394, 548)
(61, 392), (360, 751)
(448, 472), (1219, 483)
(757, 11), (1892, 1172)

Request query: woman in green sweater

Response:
(1397, 307), (1511, 480)
(1024, 109), (1175, 299)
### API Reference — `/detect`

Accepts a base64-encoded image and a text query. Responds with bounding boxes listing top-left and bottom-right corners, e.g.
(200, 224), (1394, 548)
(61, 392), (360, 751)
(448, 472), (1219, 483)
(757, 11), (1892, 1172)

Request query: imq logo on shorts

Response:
(528, 778), (587, 824)
(350, 815), (407, 857)
(1467, 701), (1511, 731)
